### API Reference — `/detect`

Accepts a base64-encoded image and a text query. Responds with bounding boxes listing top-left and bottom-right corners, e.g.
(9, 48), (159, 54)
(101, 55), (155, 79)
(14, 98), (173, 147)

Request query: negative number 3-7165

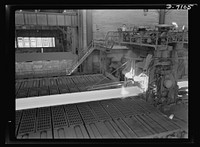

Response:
(166, 4), (194, 10)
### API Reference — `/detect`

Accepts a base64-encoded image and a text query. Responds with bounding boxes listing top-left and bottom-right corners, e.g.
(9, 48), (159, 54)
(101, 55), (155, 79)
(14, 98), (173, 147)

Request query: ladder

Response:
(66, 41), (95, 75)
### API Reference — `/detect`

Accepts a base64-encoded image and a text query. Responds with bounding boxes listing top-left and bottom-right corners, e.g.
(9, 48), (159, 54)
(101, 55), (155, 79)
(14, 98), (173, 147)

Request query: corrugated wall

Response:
(15, 12), (78, 27)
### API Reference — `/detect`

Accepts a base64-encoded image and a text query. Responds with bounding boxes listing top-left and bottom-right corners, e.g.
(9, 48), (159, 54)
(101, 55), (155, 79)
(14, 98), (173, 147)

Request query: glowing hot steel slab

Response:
(16, 86), (143, 110)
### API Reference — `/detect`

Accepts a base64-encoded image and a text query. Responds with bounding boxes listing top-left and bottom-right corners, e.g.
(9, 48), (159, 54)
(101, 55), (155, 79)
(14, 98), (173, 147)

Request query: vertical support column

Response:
(71, 27), (78, 54)
(86, 10), (93, 46)
(82, 10), (87, 51)
(15, 27), (18, 50)
(100, 50), (102, 74)
(159, 9), (166, 24)
(78, 10), (83, 56)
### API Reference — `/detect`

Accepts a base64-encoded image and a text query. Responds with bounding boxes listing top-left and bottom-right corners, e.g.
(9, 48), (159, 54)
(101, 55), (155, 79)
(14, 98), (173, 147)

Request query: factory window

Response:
(16, 37), (55, 48)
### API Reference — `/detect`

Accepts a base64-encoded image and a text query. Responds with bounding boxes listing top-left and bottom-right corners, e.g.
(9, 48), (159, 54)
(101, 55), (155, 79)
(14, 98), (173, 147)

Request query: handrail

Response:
(100, 30), (188, 51)
(66, 40), (95, 75)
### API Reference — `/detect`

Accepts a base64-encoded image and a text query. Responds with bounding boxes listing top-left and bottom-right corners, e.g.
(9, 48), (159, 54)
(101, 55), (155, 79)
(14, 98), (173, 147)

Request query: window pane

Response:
(52, 37), (55, 47)
(17, 37), (23, 48)
(42, 37), (49, 47)
(30, 37), (36, 47)
(36, 38), (42, 47)
(24, 37), (30, 47)
(48, 38), (51, 47)
(16, 37), (56, 48)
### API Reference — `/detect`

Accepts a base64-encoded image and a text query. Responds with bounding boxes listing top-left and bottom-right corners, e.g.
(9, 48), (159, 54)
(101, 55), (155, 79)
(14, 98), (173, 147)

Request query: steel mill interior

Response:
(14, 9), (188, 139)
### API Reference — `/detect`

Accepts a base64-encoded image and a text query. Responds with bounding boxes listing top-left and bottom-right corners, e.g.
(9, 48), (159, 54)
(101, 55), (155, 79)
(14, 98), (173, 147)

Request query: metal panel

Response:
(57, 15), (65, 26)
(71, 15), (77, 26)
(25, 13), (37, 25)
(15, 12), (78, 27)
(74, 15), (78, 26)
(15, 13), (24, 25)
(86, 10), (93, 46)
(47, 14), (57, 26)
(37, 14), (47, 25)
(65, 15), (71, 26)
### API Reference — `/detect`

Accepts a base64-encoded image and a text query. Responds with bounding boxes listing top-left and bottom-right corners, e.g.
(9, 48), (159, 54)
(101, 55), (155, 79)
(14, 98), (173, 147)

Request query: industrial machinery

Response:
(15, 24), (188, 139)
(145, 25), (188, 110)
(99, 24), (188, 110)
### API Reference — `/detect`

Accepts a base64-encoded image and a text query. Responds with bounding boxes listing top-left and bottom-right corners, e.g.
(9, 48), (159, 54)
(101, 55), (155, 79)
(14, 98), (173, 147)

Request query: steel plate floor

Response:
(15, 97), (188, 139)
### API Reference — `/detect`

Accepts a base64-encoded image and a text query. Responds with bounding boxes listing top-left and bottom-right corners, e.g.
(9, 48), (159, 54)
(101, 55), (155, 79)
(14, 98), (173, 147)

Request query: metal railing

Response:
(66, 30), (188, 75)
(96, 30), (188, 51)
(66, 41), (95, 75)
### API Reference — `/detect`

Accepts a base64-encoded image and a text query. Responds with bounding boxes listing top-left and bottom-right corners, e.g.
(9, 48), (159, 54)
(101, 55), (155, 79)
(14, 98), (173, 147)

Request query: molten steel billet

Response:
(16, 86), (143, 110)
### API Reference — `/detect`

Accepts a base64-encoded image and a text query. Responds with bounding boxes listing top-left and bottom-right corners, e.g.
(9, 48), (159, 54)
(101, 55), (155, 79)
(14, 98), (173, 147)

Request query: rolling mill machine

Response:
(15, 24), (188, 139)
